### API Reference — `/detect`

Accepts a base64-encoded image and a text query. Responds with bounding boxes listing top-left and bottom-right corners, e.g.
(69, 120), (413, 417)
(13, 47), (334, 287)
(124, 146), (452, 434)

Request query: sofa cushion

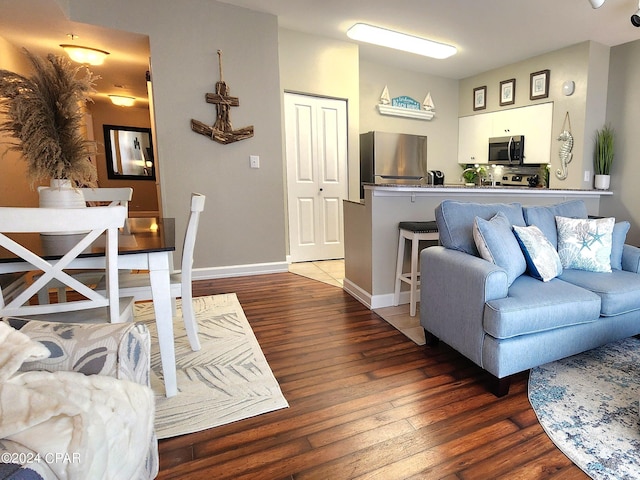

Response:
(436, 201), (526, 256)
(556, 216), (615, 273)
(512, 225), (562, 282)
(558, 269), (640, 316)
(484, 275), (601, 339)
(611, 221), (631, 270)
(522, 200), (588, 249)
(473, 212), (526, 286)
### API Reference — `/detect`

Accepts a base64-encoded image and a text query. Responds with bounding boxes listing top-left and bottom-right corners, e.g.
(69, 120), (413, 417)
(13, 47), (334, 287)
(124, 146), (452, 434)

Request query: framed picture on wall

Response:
(500, 79), (516, 106)
(530, 69), (550, 100)
(473, 86), (486, 111)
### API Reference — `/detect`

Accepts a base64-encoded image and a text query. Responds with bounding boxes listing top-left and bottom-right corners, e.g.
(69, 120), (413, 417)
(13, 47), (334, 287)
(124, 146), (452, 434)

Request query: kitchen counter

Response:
(343, 184), (612, 311)
(363, 182), (611, 196)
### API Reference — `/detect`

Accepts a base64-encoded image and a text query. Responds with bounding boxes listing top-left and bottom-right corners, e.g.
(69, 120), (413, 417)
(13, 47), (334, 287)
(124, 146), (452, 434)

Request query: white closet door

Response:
(285, 93), (348, 262)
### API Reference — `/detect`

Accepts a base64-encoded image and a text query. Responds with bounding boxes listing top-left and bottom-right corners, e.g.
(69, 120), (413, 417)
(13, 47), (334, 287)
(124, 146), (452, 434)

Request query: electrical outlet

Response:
(250, 155), (260, 169)
(584, 170), (591, 182)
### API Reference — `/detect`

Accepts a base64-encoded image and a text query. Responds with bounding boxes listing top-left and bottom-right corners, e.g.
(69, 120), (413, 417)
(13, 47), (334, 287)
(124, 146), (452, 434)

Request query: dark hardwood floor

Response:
(158, 272), (587, 479)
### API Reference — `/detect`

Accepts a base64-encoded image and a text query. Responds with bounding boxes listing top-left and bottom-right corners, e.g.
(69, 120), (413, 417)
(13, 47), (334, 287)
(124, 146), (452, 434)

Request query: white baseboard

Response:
(191, 266), (413, 311)
(342, 279), (409, 310)
(342, 279), (373, 308)
(192, 261), (289, 280)
(371, 292), (400, 309)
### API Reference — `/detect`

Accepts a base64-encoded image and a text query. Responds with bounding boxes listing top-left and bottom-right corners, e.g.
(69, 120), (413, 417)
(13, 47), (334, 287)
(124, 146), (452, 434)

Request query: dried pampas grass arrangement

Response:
(0, 49), (98, 187)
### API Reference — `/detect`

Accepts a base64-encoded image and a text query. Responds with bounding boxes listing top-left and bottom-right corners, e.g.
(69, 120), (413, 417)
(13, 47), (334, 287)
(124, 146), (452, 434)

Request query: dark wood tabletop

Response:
(0, 217), (175, 263)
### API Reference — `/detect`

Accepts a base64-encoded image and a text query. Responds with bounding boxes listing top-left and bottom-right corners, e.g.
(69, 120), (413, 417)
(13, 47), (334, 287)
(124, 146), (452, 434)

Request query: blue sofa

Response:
(420, 199), (640, 396)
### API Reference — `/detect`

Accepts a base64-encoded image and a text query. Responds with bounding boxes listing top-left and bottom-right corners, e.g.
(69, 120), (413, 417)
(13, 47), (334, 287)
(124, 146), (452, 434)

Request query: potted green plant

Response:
(461, 164), (486, 186)
(0, 49), (98, 206)
(593, 124), (614, 190)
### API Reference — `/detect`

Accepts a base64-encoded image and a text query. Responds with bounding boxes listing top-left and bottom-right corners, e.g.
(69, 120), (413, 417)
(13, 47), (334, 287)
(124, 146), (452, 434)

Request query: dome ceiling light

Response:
(588, 0), (640, 27)
(60, 44), (110, 66)
(108, 95), (135, 107)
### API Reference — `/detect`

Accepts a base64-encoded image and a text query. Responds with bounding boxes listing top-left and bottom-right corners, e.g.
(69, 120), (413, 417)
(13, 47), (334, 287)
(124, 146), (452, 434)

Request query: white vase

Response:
(38, 179), (87, 235)
(594, 174), (611, 190)
(38, 179), (86, 208)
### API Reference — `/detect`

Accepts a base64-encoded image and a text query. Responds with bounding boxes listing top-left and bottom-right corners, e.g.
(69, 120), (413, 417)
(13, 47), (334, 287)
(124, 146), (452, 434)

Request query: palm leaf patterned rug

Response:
(134, 293), (288, 439)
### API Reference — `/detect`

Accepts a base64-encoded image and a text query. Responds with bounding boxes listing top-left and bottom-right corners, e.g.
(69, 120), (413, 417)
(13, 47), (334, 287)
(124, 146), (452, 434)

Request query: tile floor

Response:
(288, 260), (425, 345)
(288, 259), (345, 288)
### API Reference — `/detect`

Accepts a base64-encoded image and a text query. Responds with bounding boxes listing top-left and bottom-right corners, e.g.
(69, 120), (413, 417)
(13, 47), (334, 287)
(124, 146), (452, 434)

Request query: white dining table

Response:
(0, 217), (179, 397)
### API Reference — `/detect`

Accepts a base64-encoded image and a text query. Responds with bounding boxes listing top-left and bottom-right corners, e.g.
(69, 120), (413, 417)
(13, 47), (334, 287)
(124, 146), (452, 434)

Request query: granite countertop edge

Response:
(362, 183), (610, 194)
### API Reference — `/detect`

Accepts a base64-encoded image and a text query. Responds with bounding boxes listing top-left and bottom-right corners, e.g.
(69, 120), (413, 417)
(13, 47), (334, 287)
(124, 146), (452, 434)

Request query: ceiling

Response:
(0, 0), (151, 106)
(218, 0), (640, 79)
(0, 0), (639, 106)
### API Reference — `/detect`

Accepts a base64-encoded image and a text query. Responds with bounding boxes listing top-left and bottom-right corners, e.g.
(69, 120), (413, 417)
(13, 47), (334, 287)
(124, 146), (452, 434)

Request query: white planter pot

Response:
(38, 179), (86, 208)
(38, 179), (87, 235)
(594, 174), (611, 190)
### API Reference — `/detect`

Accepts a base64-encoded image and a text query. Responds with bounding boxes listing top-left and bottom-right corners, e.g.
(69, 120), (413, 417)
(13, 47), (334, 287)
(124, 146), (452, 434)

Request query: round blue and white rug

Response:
(529, 337), (640, 480)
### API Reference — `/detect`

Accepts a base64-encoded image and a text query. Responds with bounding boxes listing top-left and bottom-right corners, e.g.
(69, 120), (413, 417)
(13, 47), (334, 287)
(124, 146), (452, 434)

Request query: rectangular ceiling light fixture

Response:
(347, 23), (456, 59)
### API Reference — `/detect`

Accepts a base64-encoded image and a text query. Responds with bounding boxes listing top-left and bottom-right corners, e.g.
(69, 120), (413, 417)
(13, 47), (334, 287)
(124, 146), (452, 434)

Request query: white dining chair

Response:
(0, 205), (134, 325)
(100, 193), (206, 351)
(36, 187), (135, 305)
(80, 187), (134, 209)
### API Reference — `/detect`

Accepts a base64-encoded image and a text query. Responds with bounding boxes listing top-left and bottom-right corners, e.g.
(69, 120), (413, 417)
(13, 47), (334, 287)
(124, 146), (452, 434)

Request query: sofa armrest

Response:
(2, 319), (151, 387)
(622, 244), (640, 274)
(420, 246), (509, 368)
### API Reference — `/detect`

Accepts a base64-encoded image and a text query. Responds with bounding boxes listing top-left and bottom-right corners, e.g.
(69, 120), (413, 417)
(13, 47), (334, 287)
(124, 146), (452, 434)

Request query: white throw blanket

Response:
(0, 322), (155, 480)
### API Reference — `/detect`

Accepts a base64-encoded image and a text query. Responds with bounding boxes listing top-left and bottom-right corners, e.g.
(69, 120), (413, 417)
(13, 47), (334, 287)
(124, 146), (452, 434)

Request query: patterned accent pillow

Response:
(3, 319), (150, 385)
(513, 225), (563, 282)
(473, 212), (526, 286)
(555, 216), (615, 273)
(0, 462), (45, 480)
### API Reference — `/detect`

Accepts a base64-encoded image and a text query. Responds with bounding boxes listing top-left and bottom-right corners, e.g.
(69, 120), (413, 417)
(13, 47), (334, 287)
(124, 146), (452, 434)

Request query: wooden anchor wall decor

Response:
(191, 50), (254, 144)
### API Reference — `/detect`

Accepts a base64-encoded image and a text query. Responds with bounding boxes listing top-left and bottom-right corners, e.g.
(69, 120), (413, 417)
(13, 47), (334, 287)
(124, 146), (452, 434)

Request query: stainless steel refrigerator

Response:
(360, 131), (428, 198)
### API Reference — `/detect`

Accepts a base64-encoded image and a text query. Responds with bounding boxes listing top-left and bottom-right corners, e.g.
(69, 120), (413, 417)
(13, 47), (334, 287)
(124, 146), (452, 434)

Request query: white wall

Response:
(359, 59), (460, 184)
(69, 0), (286, 271)
(278, 29), (360, 201)
(601, 39), (640, 245)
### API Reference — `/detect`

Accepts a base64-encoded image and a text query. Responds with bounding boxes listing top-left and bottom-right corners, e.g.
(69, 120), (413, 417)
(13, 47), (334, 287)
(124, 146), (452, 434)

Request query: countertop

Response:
(362, 183), (612, 196)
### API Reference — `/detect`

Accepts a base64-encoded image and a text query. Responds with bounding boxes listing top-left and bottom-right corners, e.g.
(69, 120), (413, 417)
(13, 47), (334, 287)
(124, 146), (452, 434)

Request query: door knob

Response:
(319, 188), (324, 192)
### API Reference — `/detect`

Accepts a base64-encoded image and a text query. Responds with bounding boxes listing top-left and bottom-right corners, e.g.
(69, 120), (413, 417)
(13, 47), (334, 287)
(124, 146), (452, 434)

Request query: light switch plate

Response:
(250, 155), (260, 169)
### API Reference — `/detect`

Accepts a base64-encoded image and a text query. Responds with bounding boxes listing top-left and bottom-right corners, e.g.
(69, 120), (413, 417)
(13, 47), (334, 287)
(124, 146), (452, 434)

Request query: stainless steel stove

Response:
(498, 166), (543, 187)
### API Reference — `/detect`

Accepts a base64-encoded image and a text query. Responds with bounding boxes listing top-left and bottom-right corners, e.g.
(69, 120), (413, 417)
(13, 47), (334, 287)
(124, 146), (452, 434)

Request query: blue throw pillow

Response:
(556, 216), (615, 273)
(473, 212), (526, 286)
(437, 201), (526, 256)
(611, 221), (630, 270)
(512, 225), (563, 282)
(522, 200), (588, 249)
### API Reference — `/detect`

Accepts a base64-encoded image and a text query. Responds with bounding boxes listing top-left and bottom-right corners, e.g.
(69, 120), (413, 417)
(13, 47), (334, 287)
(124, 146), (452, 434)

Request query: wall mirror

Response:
(103, 125), (155, 180)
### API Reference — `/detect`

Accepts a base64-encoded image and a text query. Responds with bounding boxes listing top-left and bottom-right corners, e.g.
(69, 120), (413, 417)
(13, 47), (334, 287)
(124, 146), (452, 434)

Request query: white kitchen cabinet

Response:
(458, 102), (553, 165)
(491, 107), (524, 136)
(519, 103), (553, 164)
(458, 114), (491, 164)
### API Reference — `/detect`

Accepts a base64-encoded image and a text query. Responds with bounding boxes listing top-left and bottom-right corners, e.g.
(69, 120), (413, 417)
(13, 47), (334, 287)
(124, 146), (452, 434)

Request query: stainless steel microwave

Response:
(488, 135), (524, 164)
